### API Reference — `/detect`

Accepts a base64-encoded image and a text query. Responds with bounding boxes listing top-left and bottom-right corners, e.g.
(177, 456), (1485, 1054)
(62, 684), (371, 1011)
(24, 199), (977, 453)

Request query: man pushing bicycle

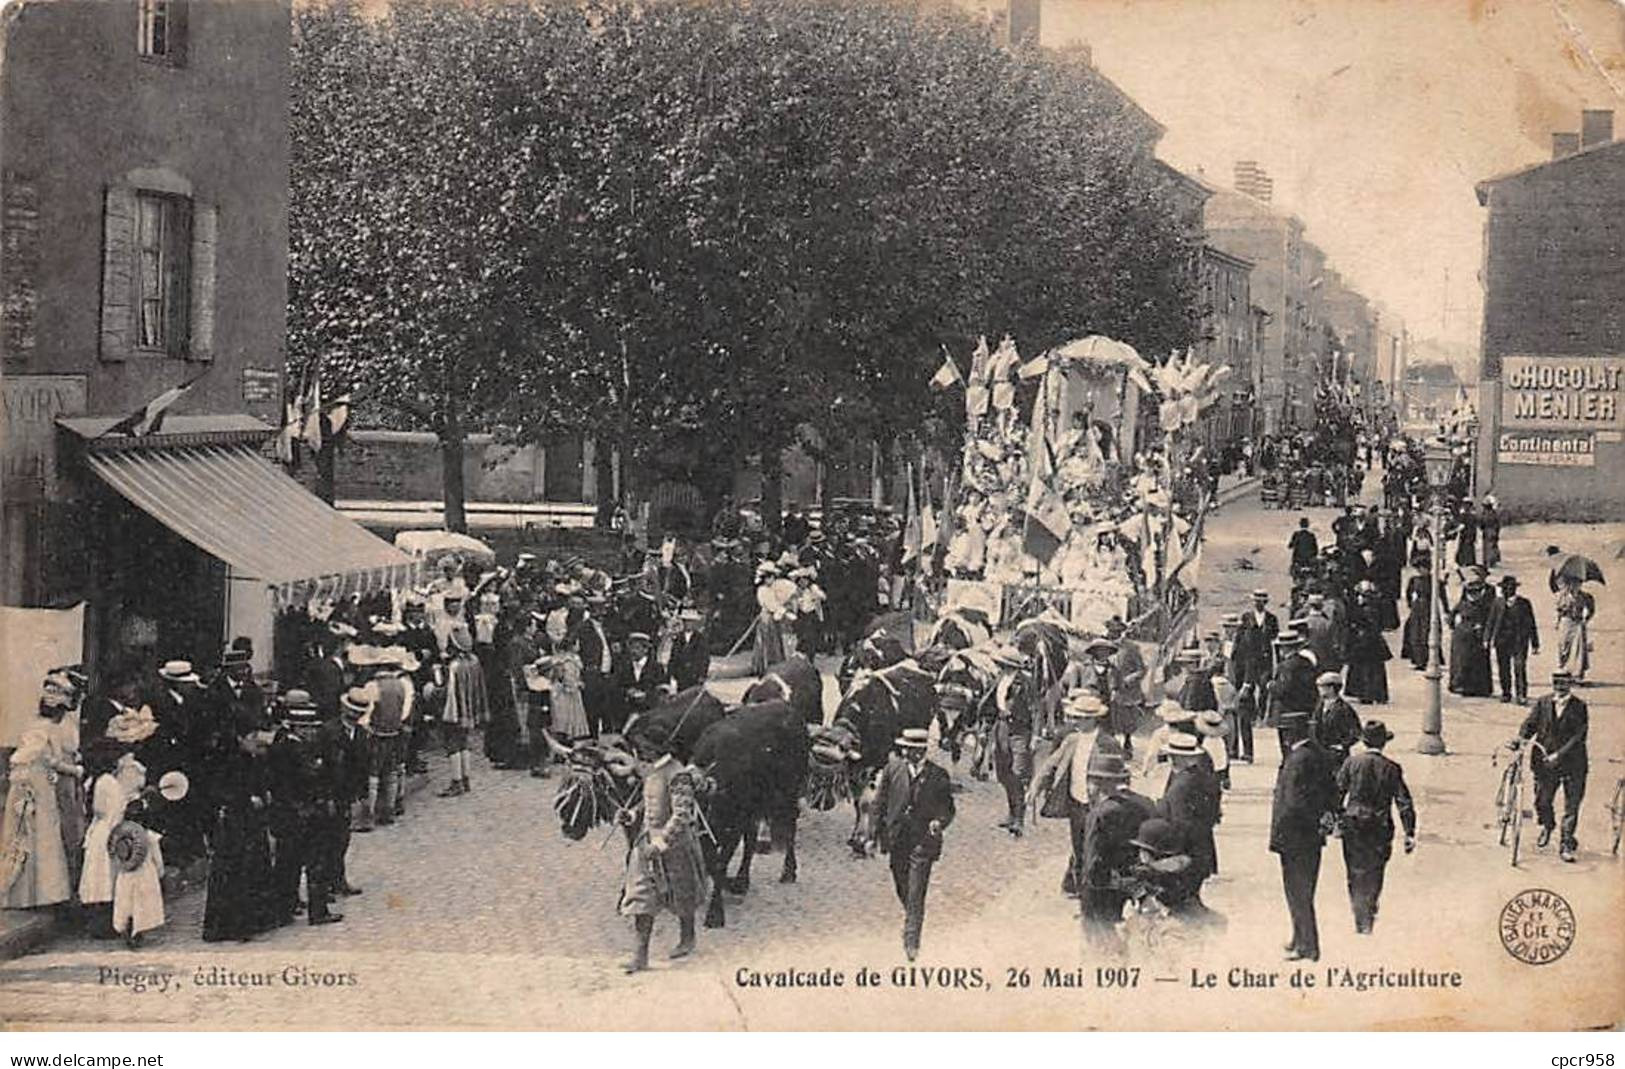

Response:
(1509, 670), (1589, 863)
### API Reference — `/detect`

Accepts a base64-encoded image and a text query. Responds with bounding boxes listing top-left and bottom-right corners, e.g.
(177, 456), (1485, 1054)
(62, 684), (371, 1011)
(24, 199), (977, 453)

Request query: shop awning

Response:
(82, 440), (423, 607)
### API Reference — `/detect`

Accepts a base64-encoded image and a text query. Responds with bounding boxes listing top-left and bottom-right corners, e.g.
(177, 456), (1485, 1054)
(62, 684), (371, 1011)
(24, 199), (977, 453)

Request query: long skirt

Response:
(55, 774), (86, 892)
(1377, 591), (1401, 631)
(1, 773), (71, 909)
(1402, 607), (1432, 670)
(202, 807), (279, 941)
(550, 683), (591, 742)
(751, 614), (787, 676)
(1345, 657), (1390, 703)
(1557, 616), (1590, 679)
(1447, 630), (1492, 696)
(113, 831), (165, 937)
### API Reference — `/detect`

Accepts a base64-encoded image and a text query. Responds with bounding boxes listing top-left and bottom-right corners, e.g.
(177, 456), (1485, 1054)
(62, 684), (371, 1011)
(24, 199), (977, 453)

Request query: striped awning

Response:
(86, 443), (423, 607)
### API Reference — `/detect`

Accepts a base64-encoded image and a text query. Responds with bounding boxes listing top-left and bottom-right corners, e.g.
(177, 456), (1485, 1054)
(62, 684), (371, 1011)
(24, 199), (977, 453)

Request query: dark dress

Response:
(1453, 513), (1478, 568)
(202, 742), (280, 941)
(1479, 508), (1501, 568)
(1401, 575), (1448, 670)
(1447, 584), (1494, 696)
(1343, 601), (1391, 703)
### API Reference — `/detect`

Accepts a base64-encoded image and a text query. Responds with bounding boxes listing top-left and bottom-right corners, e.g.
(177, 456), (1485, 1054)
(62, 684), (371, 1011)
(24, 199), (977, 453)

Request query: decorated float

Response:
(927, 333), (1229, 645)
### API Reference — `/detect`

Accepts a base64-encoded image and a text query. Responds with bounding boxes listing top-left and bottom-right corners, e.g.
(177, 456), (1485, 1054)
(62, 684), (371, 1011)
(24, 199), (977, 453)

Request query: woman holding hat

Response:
(80, 754), (168, 946)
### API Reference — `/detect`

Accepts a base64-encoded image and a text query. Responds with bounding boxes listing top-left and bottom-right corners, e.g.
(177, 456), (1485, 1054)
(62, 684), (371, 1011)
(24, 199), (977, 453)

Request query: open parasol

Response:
(1549, 553), (1605, 587)
(392, 529), (496, 567)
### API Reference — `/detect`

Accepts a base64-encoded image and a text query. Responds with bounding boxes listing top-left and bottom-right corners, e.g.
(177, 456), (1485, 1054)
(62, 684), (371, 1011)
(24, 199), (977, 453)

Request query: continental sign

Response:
(1500, 355), (1624, 430)
(1496, 431), (1595, 467)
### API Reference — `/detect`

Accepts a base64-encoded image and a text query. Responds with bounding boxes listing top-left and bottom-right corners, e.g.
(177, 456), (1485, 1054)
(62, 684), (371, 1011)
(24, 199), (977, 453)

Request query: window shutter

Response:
(168, 0), (190, 67)
(189, 200), (216, 361)
(98, 186), (136, 362)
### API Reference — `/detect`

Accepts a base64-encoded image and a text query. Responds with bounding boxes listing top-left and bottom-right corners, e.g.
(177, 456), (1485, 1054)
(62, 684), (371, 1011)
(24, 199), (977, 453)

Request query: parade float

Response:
(927, 333), (1230, 646)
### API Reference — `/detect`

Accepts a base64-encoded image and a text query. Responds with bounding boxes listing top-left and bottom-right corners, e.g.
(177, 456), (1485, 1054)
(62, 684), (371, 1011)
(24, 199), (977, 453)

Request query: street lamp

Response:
(1419, 440), (1454, 755)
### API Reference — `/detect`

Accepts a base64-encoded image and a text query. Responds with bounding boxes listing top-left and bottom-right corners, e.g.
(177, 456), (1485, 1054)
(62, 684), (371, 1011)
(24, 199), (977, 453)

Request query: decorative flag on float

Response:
(326, 392), (353, 440)
(901, 464), (921, 565)
(1017, 352), (1050, 380)
(1020, 491), (1071, 566)
(929, 348), (963, 390)
(102, 371), (207, 438)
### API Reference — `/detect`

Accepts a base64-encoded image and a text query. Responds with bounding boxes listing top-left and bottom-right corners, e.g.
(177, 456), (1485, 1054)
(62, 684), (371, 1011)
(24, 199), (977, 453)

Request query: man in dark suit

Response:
(1289, 519), (1320, 576)
(1490, 576), (1540, 705)
(572, 593), (616, 737)
(1078, 747), (1156, 950)
(1234, 590), (1279, 693)
(306, 624), (355, 721)
(317, 688), (372, 898)
(1515, 672), (1589, 862)
(1334, 719), (1416, 935)
(1312, 672), (1361, 766)
(1266, 629), (1318, 754)
(873, 728), (956, 961)
(614, 632), (672, 724)
(1270, 710), (1336, 961)
(667, 610), (711, 691)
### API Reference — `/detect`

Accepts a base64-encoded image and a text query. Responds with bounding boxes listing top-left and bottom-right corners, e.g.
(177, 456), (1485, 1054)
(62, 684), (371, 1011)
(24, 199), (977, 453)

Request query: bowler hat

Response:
(1129, 817), (1185, 858)
(1361, 719), (1394, 747)
(1500, 576), (1519, 589)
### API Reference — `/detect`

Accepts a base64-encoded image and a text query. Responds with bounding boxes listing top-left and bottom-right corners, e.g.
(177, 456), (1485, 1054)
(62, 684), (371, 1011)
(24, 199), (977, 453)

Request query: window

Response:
(138, 0), (169, 57)
(134, 192), (192, 354)
(138, 0), (187, 64)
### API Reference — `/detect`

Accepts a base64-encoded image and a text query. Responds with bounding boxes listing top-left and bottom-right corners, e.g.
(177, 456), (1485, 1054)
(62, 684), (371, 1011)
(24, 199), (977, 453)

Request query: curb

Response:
(1214, 475), (1260, 510)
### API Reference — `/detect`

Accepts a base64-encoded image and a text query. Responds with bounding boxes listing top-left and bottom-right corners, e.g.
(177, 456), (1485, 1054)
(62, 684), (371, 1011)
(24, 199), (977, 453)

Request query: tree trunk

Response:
(315, 433), (337, 506)
(440, 410), (467, 534)
(760, 447), (783, 539)
(594, 439), (617, 529)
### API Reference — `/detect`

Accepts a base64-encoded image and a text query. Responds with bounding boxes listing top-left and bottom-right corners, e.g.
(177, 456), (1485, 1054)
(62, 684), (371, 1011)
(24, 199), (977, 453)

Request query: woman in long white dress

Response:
(80, 754), (165, 944)
(1, 729), (73, 910)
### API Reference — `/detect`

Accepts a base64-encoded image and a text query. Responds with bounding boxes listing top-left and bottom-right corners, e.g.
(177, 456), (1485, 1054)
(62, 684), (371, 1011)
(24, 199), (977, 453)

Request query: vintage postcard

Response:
(0, 0), (1621, 1033)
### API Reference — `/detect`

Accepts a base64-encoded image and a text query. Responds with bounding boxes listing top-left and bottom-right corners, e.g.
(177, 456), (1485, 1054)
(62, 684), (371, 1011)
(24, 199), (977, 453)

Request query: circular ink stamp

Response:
(1499, 888), (1575, 966)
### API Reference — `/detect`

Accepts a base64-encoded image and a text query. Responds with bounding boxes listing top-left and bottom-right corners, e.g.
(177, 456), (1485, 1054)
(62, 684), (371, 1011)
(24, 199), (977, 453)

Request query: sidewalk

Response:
(0, 758), (445, 962)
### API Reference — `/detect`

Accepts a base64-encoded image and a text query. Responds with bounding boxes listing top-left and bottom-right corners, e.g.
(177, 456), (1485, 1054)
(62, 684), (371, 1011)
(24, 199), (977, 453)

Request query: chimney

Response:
(1552, 132), (1581, 159)
(1580, 109), (1614, 149)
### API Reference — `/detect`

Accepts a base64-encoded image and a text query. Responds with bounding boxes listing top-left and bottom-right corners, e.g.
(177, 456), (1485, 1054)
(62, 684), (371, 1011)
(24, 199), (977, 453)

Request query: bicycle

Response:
(1493, 740), (1537, 867)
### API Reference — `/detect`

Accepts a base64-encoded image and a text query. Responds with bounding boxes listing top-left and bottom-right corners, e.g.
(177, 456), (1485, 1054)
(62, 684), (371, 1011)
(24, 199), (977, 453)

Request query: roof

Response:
(58, 413), (273, 450)
(1475, 138), (1625, 205)
(84, 441), (422, 606)
(1202, 244), (1254, 271)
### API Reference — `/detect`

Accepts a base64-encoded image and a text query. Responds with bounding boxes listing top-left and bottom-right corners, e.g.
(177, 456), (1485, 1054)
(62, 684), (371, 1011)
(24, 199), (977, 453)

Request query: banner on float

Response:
(1070, 586), (1130, 633)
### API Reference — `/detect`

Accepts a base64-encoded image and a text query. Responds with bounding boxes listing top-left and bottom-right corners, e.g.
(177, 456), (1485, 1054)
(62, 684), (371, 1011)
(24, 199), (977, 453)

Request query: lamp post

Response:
(1418, 440), (1454, 755)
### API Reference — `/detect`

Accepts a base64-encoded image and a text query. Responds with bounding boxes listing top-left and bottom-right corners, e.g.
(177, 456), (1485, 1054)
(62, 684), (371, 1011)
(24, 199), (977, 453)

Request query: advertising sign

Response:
(1496, 430), (1596, 467)
(1499, 355), (1624, 431)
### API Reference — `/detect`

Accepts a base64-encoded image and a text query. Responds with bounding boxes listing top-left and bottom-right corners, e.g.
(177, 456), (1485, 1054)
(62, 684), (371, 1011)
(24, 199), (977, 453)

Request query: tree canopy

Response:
(289, 0), (1198, 526)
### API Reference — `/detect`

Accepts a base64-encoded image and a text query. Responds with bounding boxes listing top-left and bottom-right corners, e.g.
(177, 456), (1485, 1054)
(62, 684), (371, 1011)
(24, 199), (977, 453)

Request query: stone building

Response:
(1474, 109), (1624, 520)
(0, 0), (413, 680)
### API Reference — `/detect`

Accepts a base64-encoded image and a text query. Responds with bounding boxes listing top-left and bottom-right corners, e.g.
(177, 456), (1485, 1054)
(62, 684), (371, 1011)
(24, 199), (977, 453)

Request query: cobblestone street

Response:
(3, 487), (1620, 1030)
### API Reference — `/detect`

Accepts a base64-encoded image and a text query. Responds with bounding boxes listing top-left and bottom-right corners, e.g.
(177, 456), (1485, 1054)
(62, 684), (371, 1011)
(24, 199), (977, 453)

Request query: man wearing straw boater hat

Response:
(1028, 690), (1121, 897)
(1334, 719), (1415, 935)
(1156, 729), (1221, 894)
(873, 727), (955, 961)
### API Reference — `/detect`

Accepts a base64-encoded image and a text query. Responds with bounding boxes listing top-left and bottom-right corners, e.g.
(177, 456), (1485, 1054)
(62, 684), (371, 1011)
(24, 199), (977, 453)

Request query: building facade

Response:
(1, 0), (413, 682)
(1474, 110), (1624, 520)
(1195, 245), (1255, 447)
